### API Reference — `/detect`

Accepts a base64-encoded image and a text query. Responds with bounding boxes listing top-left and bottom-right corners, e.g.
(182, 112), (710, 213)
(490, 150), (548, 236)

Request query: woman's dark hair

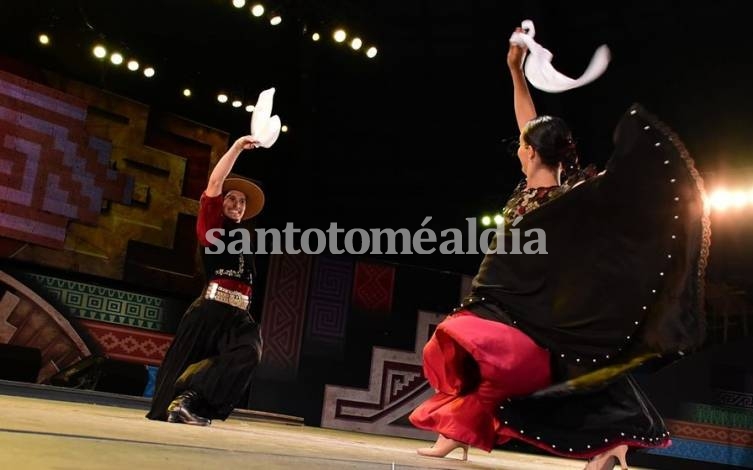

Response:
(522, 115), (580, 180)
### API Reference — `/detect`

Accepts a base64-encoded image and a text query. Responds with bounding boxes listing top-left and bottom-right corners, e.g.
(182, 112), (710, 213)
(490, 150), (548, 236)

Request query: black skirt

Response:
(466, 104), (709, 457)
(146, 296), (262, 421)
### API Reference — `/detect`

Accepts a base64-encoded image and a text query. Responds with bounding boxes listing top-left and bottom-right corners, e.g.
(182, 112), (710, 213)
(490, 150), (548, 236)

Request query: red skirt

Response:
(409, 310), (551, 452)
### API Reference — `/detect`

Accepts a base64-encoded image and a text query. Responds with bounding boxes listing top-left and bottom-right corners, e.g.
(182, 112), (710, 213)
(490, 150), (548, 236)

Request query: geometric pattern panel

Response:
(717, 389), (753, 410)
(666, 419), (753, 448)
(321, 309), (445, 440)
(7, 71), (228, 293)
(0, 69), (132, 249)
(25, 273), (175, 333)
(647, 437), (753, 468)
(0, 270), (91, 384)
(256, 253), (312, 381)
(77, 319), (173, 367)
(351, 261), (395, 314)
(684, 402), (753, 431)
(302, 255), (353, 358)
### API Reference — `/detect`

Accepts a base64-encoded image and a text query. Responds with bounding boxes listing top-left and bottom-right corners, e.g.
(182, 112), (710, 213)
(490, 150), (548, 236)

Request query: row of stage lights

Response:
(478, 186), (753, 225)
(36, 33), (289, 131)
(228, 0), (379, 59)
(37, 33), (156, 77)
(37, 0), (381, 130)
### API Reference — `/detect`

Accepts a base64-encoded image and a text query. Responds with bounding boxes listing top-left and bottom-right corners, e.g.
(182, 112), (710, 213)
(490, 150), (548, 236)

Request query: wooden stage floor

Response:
(0, 393), (655, 469)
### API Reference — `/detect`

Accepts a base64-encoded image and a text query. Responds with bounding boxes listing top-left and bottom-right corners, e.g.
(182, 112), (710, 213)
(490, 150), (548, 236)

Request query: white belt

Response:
(205, 282), (250, 310)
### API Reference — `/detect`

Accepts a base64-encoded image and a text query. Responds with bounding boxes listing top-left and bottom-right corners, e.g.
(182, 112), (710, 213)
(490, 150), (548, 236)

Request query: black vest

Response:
(200, 221), (256, 287)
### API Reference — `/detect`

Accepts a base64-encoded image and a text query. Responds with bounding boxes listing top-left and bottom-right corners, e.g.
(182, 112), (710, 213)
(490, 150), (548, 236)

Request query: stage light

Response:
(38, 34), (50, 45)
(281, 125), (288, 132)
(245, 104), (255, 112)
(312, 33), (320, 41)
(183, 88), (192, 97)
(493, 214), (504, 225)
(707, 187), (753, 211)
(232, 100), (242, 108)
(366, 46), (378, 58)
(350, 38), (362, 50)
(270, 15), (282, 26)
(110, 53), (124, 65)
(93, 45), (107, 59)
(143, 67), (155, 77)
(127, 60), (139, 71)
(481, 216), (492, 226)
(251, 4), (264, 17)
(217, 93), (228, 103)
(233, 0), (246, 8)
(333, 29), (347, 43)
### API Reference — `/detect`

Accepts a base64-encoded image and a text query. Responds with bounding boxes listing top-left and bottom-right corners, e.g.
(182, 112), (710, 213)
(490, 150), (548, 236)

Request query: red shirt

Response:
(196, 191), (224, 247)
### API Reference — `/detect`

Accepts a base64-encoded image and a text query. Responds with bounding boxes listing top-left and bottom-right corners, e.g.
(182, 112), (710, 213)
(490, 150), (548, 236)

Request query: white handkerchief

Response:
(250, 87), (281, 148)
(509, 19), (610, 93)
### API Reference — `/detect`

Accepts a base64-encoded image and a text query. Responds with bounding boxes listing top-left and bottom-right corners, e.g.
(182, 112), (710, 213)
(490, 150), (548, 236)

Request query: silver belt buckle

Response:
(206, 283), (249, 309)
(205, 282), (219, 300)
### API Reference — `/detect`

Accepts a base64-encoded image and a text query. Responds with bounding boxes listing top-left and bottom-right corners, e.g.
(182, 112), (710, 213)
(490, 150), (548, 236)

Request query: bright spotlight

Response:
(110, 53), (124, 65)
(183, 88), (192, 97)
(245, 104), (255, 113)
(481, 216), (492, 226)
(127, 60), (139, 71)
(312, 33), (320, 41)
(232, 100), (242, 108)
(233, 0), (246, 8)
(143, 67), (155, 77)
(709, 190), (731, 211)
(251, 4), (264, 16)
(217, 93), (228, 103)
(333, 29), (347, 43)
(93, 45), (107, 59)
(38, 34), (50, 45)
(270, 15), (282, 25)
(366, 46), (378, 58)
(493, 214), (504, 225)
(350, 38), (363, 50)
(281, 125), (288, 133)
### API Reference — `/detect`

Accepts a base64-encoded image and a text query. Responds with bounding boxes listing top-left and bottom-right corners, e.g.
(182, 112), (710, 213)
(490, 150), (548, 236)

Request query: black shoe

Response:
(166, 390), (211, 426)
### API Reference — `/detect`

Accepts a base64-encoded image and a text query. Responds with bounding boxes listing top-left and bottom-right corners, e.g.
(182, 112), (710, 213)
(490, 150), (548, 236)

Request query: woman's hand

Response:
(507, 27), (526, 70)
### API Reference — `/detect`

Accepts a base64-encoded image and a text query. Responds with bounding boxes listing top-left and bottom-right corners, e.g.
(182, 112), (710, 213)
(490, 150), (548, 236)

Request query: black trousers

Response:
(146, 296), (262, 421)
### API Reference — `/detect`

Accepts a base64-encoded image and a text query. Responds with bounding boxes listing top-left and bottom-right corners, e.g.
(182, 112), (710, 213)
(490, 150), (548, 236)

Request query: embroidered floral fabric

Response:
(501, 165), (599, 225)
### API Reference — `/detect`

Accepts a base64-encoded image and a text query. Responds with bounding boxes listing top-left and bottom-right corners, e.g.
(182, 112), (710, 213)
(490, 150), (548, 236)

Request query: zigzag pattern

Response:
(78, 319), (172, 366)
(667, 419), (753, 448)
(257, 253), (312, 380)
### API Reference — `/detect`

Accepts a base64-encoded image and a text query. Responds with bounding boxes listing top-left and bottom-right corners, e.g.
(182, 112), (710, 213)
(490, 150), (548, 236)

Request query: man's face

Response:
(223, 190), (247, 222)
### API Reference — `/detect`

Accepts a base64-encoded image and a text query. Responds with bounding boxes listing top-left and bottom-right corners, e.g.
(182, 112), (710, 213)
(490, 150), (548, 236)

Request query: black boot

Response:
(166, 390), (211, 426)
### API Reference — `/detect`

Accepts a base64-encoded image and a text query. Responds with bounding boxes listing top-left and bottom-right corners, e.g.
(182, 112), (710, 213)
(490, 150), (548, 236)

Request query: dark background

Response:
(3, 0), (752, 276)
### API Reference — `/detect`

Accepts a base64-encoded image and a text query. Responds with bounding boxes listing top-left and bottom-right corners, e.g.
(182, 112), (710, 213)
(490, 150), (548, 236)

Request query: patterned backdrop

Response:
(256, 253), (313, 381)
(0, 70), (132, 248)
(23, 273), (179, 333)
(302, 256), (354, 358)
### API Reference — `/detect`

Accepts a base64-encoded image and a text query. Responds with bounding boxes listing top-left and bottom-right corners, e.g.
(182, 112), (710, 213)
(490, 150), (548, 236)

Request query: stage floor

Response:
(0, 394), (650, 469)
